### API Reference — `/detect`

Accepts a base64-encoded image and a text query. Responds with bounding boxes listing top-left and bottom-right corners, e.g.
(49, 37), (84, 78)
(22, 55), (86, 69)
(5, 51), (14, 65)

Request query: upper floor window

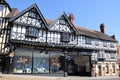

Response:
(110, 42), (115, 48)
(0, 18), (2, 25)
(95, 40), (99, 46)
(59, 19), (66, 25)
(0, 5), (4, 11)
(60, 32), (70, 42)
(28, 11), (37, 19)
(85, 37), (92, 45)
(25, 26), (39, 38)
(103, 41), (107, 47)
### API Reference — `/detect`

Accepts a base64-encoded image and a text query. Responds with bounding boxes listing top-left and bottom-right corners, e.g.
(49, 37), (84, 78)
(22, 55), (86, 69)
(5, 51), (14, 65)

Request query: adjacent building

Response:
(0, 0), (119, 77)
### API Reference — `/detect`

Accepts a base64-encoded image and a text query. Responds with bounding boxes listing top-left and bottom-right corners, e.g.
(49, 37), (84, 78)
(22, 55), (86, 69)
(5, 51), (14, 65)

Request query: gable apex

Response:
(49, 12), (78, 34)
(9, 3), (48, 29)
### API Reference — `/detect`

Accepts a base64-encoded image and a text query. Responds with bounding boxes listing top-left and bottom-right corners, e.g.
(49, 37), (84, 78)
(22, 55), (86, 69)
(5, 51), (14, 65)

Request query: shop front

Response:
(12, 49), (65, 76)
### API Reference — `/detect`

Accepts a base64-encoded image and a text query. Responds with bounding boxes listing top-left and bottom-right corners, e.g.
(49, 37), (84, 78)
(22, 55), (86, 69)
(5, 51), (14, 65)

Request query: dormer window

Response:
(59, 19), (66, 25)
(25, 26), (39, 38)
(0, 5), (4, 11)
(110, 42), (115, 48)
(28, 11), (37, 19)
(60, 32), (70, 42)
(95, 40), (99, 46)
(103, 42), (107, 47)
(85, 37), (92, 45)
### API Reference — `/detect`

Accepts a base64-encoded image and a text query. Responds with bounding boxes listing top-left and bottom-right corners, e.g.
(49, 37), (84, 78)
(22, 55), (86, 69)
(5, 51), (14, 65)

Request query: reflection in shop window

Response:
(13, 56), (32, 73)
(33, 53), (49, 73)
(50, 53), (65, 73)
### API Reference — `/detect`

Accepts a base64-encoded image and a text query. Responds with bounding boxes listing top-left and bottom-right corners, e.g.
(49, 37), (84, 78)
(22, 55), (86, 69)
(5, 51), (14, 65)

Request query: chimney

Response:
(111, 35), (116, 39)
(69, 13), (74, 24)
(100, 23), (105, 33)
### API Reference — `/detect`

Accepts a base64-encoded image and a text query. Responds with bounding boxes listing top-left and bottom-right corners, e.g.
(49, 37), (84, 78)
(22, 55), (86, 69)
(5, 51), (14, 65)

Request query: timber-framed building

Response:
(0, 0), (119, 77)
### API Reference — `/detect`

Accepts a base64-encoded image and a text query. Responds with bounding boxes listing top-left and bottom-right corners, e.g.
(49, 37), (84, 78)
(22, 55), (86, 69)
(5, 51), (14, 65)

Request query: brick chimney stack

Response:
(100, 23), (105, 33)
(69, 13), (74, 24)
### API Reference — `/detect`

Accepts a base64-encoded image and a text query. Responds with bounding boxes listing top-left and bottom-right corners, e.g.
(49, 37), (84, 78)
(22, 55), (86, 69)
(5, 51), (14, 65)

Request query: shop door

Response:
(0, 55), (4, 73)
(67, 55), (91, 76)
(67, 57), (76, 75)
(98, 64), (102, 76)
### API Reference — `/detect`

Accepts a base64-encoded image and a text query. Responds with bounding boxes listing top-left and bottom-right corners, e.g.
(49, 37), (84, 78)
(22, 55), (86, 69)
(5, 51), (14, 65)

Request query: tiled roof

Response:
(76, 26), (116, 41)
(6, 8), (19, 18)
(45, 19), (116, 42)
(45, 18), (53, 25)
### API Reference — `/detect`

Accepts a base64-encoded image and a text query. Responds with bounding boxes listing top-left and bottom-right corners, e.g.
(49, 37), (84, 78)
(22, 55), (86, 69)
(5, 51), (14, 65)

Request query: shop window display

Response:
(50, 53), (65, 73)
(33, 53), (49, 73)
(13, 50), (65, 74)
(13, 51), (32, 73)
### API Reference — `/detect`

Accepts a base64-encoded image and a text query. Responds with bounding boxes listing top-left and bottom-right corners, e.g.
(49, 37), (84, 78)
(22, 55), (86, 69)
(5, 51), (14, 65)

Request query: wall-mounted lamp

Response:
(9, 52), (14, 57)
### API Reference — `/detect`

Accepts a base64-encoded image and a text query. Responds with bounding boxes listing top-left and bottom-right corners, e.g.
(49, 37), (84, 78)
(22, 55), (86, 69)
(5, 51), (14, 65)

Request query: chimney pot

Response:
(69, 13), (74, 24)
(100, 23), (105, 33)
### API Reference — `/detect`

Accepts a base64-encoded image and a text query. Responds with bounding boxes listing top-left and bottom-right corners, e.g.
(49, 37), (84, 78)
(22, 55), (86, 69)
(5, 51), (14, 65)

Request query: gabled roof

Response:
(0, 0), (12, 11)
(9, 3), (48, 29)
(46, 18), (116, 42)
(49, 12), (79, 34)
(76, 26), (117, 42)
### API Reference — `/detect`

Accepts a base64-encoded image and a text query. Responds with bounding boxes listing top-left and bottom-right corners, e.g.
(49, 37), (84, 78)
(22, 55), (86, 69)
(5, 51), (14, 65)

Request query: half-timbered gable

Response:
(0, 0), (12, 53)
(9, 4), (48, 45)
(47, 12), (78, 46)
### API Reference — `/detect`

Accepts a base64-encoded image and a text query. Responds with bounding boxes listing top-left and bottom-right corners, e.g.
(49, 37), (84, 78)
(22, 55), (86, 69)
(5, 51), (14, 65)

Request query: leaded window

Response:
(103, 41), (107, 47)
(0, 5), (4, 11)
(28, 11), (37, 19)
(60, 32), (70, 42)
(59, 19), (66, 25)
(110, 42), (115, 48)
(26, 26), (39, 38)
(85, 37), (92, 45)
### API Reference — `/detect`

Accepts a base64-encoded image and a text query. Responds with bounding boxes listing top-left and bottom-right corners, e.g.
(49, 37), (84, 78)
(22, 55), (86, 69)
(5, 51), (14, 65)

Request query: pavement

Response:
(0, 74), (120, 80)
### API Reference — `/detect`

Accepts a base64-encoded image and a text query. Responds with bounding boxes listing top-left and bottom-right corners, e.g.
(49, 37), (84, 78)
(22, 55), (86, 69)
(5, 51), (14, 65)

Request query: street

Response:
(0, 74), (120, 80)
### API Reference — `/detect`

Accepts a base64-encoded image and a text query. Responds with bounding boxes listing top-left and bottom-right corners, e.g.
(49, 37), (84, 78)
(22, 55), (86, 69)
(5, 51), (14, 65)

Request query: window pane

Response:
(33, 52), (49, 73)
(13, 51), (32, 73)
(0, 5), (4, 11)
(0, 18), (2, 25)
(50, 53), (65, 73)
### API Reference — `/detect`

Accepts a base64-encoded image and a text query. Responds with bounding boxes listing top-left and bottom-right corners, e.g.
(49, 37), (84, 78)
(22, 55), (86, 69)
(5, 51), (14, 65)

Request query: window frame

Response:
(25, 26), (39, 38)
(0, 18), (2, 26)
(85, 37), (92, 45)
(60, 32), (70, 42)
(0, 5), (4, 11)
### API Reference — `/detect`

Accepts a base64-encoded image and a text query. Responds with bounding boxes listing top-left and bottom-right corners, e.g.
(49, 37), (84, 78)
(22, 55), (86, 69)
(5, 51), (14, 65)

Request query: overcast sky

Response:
(7, 0), (120, 43)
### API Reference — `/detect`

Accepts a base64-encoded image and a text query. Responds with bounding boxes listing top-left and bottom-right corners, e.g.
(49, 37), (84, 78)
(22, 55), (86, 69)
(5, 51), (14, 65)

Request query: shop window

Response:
(106, 63), (109, 74)
(13, 51), (50, 74)
(112, 63), (115, 73)
(13, 51), (32, 73)
(50, 53), (65, 73)
(25, 26), (39, 38)
(33, 53), (49, 73)
(60, 32), (70, 42)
